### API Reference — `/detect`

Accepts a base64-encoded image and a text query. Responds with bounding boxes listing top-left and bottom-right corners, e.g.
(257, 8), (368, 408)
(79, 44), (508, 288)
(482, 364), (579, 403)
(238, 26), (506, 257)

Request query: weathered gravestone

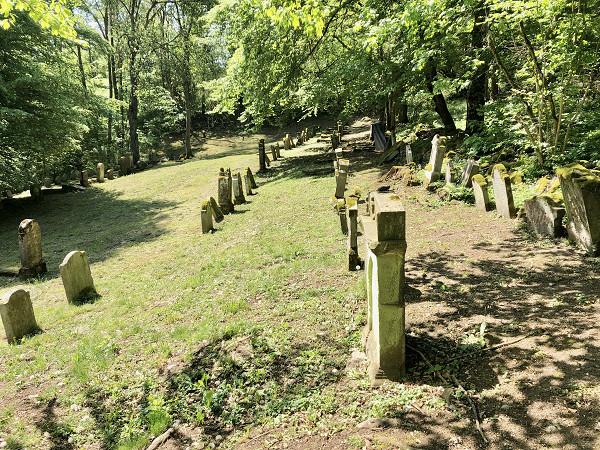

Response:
(59, 251), (97, 304)
(492, 164), (516, 219)
(524, 195), (566, 238)
(270, 145), (278, 161)
(243, 172), (253, 196)
(405, 144), (413, 164)
(360, 191), (406, 384)
(335, 159), (350, 199)
(54, 176), (62, 185)
(245, 167), (258, 189)
(209, 197), (224, 222)
(106, 169), (114, 180)
(275, 142), (281, 159)
(70, 169), (79, 181)
(258, 139), (266, 171)
(30, 184), (42, 200)
(370, 122), (386, 151)
(284, 134), (291, 150)
(232, 173), (246, 205)
(43, 178), (52, 188)
(337, 199), (348, 235)
(0, 289), (40, 344)
(558, 163), (600, 255)
(445, 160), (455, 185)
(119, 156), (128, 177)
(217, 175), (234, 214)
(460, 159), (480, 188)
(80, 170), (90, 187)
(200, 200), (214, 233)
(18, 219), (47, 279)
(337, 121), (343, 136)
(472, 174), (492, 212)
(97, 163), (105, 183)
(347, 201), (360, 271)
(125, 152), (134, 173)
(424, 135), (446, 183)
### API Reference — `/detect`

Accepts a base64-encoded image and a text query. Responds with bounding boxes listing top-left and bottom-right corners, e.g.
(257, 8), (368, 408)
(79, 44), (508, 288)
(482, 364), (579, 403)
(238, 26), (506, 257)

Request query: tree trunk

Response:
(466, 2), (487, 135)
(128, 48), (140, 164)
(425, 63), (456, 130)
(398, 102), (408, 123)
(77, 45), (87, 93)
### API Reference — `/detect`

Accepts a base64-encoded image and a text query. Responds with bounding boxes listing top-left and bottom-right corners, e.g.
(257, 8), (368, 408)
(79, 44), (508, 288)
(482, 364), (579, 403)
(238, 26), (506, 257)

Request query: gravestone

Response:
(275, 142), (281, 158)
(80, 170), (89, 187)
(424, 135), (446, 183)
(360, 191), (406, 384)
(445, 161), (455, 184)
(43, 178), (52, 188)
(18, 219), (47, 279)
(200, 200), (214, 234)
(119, 156), (128, 176)
(270, 145), (277, 161)
(524, 196), (566, 238)
(107, 169), (114, 180)
(232, 173), (246, 205)
(54, 176), (62, 185)
(59, 251), (97, 304)
(337, 121), (343, 136)
(97, 163), (105, 183)
(125, 152), (134, 173)
(245, 167), (258, 189)
(0, 289), (39, 344)
(30, 184), (42, 200)
(335, 148), (343, 162)
(472, 174), (492, 212)
(347, 202), (359, 271)
(460, 159), (480, 188)
(338, 199), (348, 235)
(492, 164), (516, 219)
(284, 134), (291, 150)
(258, 139), (266, 171)
(558, 163), (600, 255)
(209, 197), (224, 222)
(70, 169), (79, 180)
(335, 159), (349, 199)
(218, 176), (233, 214)
(149, 150), (159, 164)
(371, 122), (386, 151)
(243, 173), (253, 196)
(297, 131), (303, 145)
(405, 145), (413, 164)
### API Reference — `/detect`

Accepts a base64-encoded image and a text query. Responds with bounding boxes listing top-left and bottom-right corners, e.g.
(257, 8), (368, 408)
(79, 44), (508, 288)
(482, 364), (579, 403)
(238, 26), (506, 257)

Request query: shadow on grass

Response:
(0, 188), (177, 288)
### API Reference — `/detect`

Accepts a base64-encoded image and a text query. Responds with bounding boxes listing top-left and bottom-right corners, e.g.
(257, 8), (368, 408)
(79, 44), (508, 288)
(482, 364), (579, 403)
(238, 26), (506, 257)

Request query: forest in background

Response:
(1, 0), (599, 193)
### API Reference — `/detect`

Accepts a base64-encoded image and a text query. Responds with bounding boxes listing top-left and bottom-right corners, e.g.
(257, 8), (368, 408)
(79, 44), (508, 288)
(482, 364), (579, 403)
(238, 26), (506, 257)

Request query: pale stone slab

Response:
(492, 164), (516, 219)
(524, 195), (565, 238)
(0, 289), (39, 344)
(558, 164), (600, 255)
(59, 251), (97, 304)
(445, 160), (455, 185)
(460, 160), (480, 188)
(405, 145), (413, 164)
(335, 159), (349, 199)
(472, 174), (491, 212)
(424, 135), (446, 183)
(200, 200), (214, 233)
(18, 219), (47, 279)
(244, 174), (253, 196)
(97, 163), (105, 183)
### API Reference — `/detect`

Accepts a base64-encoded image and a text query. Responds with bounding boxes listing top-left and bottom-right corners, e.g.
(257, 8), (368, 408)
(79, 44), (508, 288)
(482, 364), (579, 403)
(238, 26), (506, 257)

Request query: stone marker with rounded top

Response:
(18, 219), (47, 279)
(59, 251), (97, 304)
(44, 177), (52, 188)
(492, 164), (516, 219)
(524, 195), (565, 238)
(424, 135), (446, 183)
(97, 163), (105, 183)
(275, 142), (281, 158)
(460, 159), (480, 188)
(472, 174), (492, 212)
(80, 170), (89, 187)
(30, 184), (42, 200)
(200, 199), (214, 233)
(107, 169), (114, 180)
(0, 289), (40, 344)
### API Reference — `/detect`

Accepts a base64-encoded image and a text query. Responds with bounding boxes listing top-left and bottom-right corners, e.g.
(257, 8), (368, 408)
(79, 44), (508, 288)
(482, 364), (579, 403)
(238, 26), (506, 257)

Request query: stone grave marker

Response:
(54, 176), (62, 185)
(70, 169), (79, 180)
(119, 156), (128, 176)
(80, 170), (89, 187)
(558, 163), (600, 255)
(335, 148), (343, 161)
(371, 122), (386, 151)
(297, 131), (303, 145)
(59, 251), (97, 304)
(270, 145), (277, 161)
(524, 196), (565, 238)
(97, 163), (105, 183)
(209, 197), (224, 222)
(492, 164), (516, 219)
(125, 152), (134, 173)
(338, 198), (348, 234)
(424, 135), (446, 183)
(30, 184), (42, 200)
(218, 176), (233, 214)
(405, 145), (413, 164)
(258, 139), (266, 171)
(43, 178), (52, 188)
(200, 200), (214, 233)
(18, 219), (47, 279)
(347, 202), (359, 271)
(243, 173), (253, 196)
(232, 173), (246, 205)
(445, 160), (455, 184)
(245, 167), (257, 189)
(275, 142), (281, 159)
(107, 169), (114, 180)
(0, 289), (40, 344)
(335, 159), (350, 199)
(284, 134), (291, 150)
(360, 191), (406, 384)
(460, 159), (480, 188)
(472, 174), (492, 212)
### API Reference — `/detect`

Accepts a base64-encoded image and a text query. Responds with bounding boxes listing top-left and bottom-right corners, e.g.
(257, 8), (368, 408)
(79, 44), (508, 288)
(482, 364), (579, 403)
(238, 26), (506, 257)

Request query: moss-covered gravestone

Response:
(558, 163), (600, 255)
(18, 219), (47, 279)
(492, 164), (516, 219)
(200, 199), (214, 234)
(1, 289), (40, 344)
(209, 197), (224, 222)
(360, 191), (406, 385)
(472, 174), (492, 212)
(445, 160), (455, 184)
(424, 135), (446, 183)
(232, 173), (246, 205)
(523, 195), (565, 238)
(335, 159), (350, 199)
(107, 169), (114, 180)
(275, 142), (281, 159)
(243, 172), (253, 196)
(460, 159), (480, 188)
(59, 251), (97, 304)
(218, 176), (233, 214)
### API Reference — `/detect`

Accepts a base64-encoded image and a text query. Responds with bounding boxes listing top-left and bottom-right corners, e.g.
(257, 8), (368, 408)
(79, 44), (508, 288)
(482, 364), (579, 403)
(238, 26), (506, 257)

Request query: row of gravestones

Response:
(425, 135), (600, 256)
(1, 219), (97, 343)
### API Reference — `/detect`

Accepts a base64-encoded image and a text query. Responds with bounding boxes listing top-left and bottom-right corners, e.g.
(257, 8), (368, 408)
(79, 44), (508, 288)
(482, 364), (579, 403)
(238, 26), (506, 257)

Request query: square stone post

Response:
(201, 199), (214, 233)
(347, 202), (359, 271)
(18, 219), (47, 279)
(119, 156), (128, 176)
(244, 173), (253, 196)
(258, 139), (266, 171)
(335, 159), (349, 199)
(80, 170), (89, 187)
(360, 191), (406, 384)
(492, 164), (516, 219)
(270, 145), (278, 161)
(275, 142), (281, 158)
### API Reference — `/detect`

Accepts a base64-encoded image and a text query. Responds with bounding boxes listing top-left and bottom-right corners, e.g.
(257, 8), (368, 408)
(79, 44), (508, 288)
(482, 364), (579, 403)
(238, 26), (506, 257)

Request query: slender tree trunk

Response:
(183, 43), (193, 158)
(425, 62), (456, 130)
(466, 2), (487, 135)
(77, 45), (87, 93)
(128, 48), (140, 164)
(398, 102), (409, 123)
(490, 69), (498, 101)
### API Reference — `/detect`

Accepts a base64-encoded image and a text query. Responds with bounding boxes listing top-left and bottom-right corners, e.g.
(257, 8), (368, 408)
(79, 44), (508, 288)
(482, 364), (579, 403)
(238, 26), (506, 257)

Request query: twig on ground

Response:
(146, 427), (174, 450)
(446, 334), (533, 362)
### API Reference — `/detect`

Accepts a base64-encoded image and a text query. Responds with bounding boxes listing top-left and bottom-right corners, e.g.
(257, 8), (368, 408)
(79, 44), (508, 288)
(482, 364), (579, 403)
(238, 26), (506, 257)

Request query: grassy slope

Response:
(0, 134), (383, 448)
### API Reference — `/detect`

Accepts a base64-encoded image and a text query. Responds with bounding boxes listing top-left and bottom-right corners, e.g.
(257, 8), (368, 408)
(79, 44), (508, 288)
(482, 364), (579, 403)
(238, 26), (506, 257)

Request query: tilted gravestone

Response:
(558, 163), (600, 255)
(492, 164), (516, 219)
(97, 163), (105, 183)
(335, 159), (350, 199)
(200, 199), (214, 234)
(258, 139), (266, 171)
(232, 173), (246, 205)
(424, 135), (446, 183)
(59, 251), (97, 304)
(360, 191), (406, 384)
(218, 176), (233, 214)
(18, 219), (47, 279)
(106, 169), (114, 180)
(472, 174), (492, 212)
(245, 167), (257, 189)
(209, 197), (224, 222)
(524, 195), (565, 238)
(270, 145), (278, 161)
(0, 289), (40, 344)
(460, 159), (480, 188)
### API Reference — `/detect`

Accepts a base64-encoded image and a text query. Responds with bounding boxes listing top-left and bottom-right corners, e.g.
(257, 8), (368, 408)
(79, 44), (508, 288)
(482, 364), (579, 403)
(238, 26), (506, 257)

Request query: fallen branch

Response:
(146, 427), (174, 450)
(446, 334), (532, 363)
